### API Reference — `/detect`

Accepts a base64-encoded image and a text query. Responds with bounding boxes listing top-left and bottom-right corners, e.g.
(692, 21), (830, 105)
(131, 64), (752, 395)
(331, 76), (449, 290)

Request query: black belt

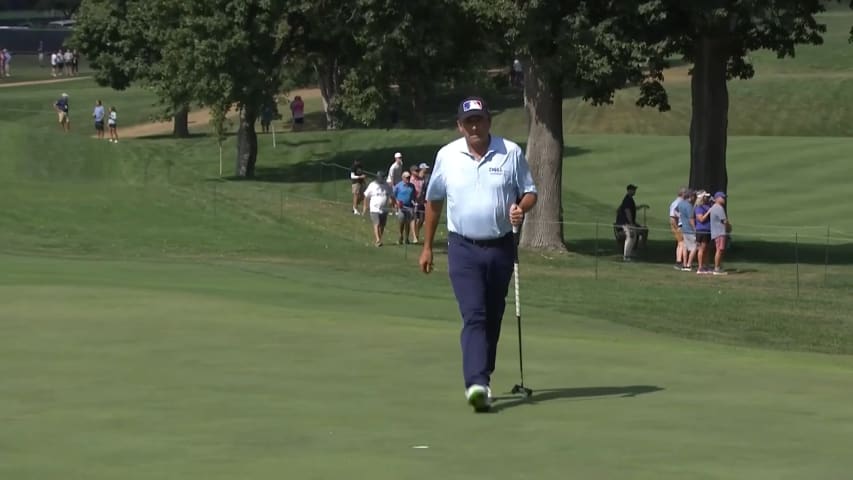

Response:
(449, 231), (512, 247)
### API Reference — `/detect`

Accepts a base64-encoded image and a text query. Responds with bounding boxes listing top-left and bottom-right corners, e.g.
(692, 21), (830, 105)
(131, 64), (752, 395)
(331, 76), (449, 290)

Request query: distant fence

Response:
(0, 29), (72, 53)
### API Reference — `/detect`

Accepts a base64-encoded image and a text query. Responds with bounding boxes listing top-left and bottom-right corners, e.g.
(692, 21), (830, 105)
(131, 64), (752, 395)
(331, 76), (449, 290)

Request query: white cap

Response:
(61, 92), (68, 97)
(394, 152), (402, 158)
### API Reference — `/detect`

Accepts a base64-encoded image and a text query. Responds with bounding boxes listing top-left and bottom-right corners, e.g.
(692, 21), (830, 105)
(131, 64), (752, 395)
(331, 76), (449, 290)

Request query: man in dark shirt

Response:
(615, 184), (639, 261)
(54, 93), (70, 133)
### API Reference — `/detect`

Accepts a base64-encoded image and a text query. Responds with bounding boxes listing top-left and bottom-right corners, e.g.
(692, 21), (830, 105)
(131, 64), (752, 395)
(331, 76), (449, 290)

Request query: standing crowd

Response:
(350, 152), (432, 247)
(669, 187), (731, 275)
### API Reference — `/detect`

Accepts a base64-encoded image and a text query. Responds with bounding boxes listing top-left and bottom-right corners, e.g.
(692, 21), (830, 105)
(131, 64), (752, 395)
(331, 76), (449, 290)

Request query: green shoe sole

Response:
(467, 390), (490, 412)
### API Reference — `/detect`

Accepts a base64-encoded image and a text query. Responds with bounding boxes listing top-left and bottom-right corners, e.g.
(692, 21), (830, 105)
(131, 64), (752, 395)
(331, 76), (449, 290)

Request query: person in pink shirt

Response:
(290, 95), (304, 131)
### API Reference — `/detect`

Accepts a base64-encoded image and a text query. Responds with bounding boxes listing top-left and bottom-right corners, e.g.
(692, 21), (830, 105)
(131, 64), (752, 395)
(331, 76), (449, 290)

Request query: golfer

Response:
(419, 96), (537, 412)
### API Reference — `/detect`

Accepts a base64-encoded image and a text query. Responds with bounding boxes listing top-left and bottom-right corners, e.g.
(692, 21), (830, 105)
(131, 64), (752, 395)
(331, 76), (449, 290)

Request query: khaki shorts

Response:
(351, 183), (364, 195)
(57, 111), (69, 124)
(671, 224), (683, 242)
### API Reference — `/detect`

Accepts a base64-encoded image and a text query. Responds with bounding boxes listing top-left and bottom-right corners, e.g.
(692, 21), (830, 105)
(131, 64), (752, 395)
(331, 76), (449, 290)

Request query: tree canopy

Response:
(654, 0), (832, 194)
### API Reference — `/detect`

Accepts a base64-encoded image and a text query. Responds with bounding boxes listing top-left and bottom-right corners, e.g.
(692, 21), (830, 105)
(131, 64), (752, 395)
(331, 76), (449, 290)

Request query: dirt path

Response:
(119, 87), (323, 139)
(119, 109), (220, 139)
(0, 76), (92, 89)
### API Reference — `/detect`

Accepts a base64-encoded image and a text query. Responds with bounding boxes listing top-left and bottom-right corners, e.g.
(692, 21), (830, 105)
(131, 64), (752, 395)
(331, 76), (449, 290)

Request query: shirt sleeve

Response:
(513, 147), (537, 198)
(425, 152), (446, 201)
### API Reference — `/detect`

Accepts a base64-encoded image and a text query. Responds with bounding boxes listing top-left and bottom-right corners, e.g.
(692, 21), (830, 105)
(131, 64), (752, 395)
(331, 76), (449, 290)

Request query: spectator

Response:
(694, 191), (713, 275)
(350, 159), (367, 215)
(56, 49), (65, 77)
(108, 106), (118, 143)
(410, 163), (428, 241)
(71, 49), (79, 75)
(2, 49), (10, 77)
(290, 95), (304, 131)
(93, 100), (105, 140)
(63, 49), (73, 76)
(387, 152), (403, 186)
(677, 189), (698, 271)
(669, 186), (687, 269)
(615, 183), (640, 261)
(362, 171), (395, 246)
(54, 92), (70, 133)
(38, 41), (44, 67)
(260, 104), (273, 133)
(511, 58), (523, 87)
(394, 171), (418, 244)
(50, 51), (59, 77)
(709, 192), (730, 275)
(0, 48), (5, 79)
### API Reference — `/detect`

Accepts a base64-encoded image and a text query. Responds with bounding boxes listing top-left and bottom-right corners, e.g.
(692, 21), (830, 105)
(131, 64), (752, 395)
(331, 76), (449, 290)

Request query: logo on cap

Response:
(462, 100), (483, 112)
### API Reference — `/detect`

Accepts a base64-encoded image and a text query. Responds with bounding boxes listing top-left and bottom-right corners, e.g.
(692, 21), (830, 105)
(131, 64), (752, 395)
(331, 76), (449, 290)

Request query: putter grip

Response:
(513, 263), (520, 317)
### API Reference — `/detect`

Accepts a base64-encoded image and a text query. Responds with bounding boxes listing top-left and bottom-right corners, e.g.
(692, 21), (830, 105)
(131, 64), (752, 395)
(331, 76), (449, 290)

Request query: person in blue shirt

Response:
(92, 100), (106, 140)
(676, 189), (697, 271)
(394, 171), (417, 244)
(54, 93), (70, 133)
(419, 96), (537, 413)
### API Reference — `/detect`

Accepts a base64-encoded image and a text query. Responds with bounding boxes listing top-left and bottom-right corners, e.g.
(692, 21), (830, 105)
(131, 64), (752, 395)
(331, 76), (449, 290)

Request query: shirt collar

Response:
(457, 135), (505, 160)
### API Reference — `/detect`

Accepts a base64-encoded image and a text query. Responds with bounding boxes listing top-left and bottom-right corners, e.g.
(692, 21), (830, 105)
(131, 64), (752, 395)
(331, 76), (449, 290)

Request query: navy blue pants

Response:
(447, 232), (515, 389)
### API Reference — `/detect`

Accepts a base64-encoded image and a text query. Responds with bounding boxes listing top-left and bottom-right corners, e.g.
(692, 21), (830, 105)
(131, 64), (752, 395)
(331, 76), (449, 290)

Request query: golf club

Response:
(510, 224), (533, 399)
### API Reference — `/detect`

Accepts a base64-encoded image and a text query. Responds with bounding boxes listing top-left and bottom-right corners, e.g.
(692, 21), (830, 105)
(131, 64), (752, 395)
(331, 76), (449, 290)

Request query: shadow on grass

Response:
(135, 132), (209, 141)
(570, 238), (853, 266)
(489, 385), (664, 413)
(252, 144), (592, 184)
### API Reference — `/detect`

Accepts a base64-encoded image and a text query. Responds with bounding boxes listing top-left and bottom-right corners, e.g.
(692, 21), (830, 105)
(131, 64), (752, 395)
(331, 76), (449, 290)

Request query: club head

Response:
(511, 384), (533, 398)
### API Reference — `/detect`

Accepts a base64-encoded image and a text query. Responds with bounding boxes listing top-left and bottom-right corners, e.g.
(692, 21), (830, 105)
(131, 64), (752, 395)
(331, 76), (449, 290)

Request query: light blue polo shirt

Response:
(425, 135), (537, 240)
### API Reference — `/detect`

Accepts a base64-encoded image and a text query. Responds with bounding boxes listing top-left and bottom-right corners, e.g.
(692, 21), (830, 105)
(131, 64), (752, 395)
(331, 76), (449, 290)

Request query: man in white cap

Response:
(387, 152), (403, 187)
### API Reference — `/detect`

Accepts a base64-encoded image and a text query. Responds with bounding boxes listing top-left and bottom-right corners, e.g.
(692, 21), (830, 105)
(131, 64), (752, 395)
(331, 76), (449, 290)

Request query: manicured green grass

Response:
(2, 254), (853, 480)
(2, 15), (853, 477)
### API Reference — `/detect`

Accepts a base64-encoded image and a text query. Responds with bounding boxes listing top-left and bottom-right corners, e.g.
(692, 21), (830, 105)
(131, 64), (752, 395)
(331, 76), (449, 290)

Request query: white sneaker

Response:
(465, 384), (491, 412)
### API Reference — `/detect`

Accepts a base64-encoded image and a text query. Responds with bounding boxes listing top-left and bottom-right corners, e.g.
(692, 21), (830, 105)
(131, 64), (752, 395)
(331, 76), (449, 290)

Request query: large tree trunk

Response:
(689, 36), (729, 194)
(315, 58), (344, 130)
(235, 104), (258, 178)
(520, 57), (567, 251)
(172, 105), (189, 138)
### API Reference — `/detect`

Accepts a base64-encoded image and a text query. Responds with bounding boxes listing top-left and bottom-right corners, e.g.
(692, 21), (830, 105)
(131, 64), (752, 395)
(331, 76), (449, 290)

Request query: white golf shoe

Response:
(465, 384), (491, 412)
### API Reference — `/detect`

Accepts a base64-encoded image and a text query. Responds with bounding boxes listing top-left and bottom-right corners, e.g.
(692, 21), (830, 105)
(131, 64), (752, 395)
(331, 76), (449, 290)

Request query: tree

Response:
(36, 0), (81, 18)
(658, 1), (830, 195)
(170, 0), (291, 177)
(338, 0), (488, 127)
(286, 0), (361, 130)
(465, 1), (671, 250)
(70, 0), (192, 137)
